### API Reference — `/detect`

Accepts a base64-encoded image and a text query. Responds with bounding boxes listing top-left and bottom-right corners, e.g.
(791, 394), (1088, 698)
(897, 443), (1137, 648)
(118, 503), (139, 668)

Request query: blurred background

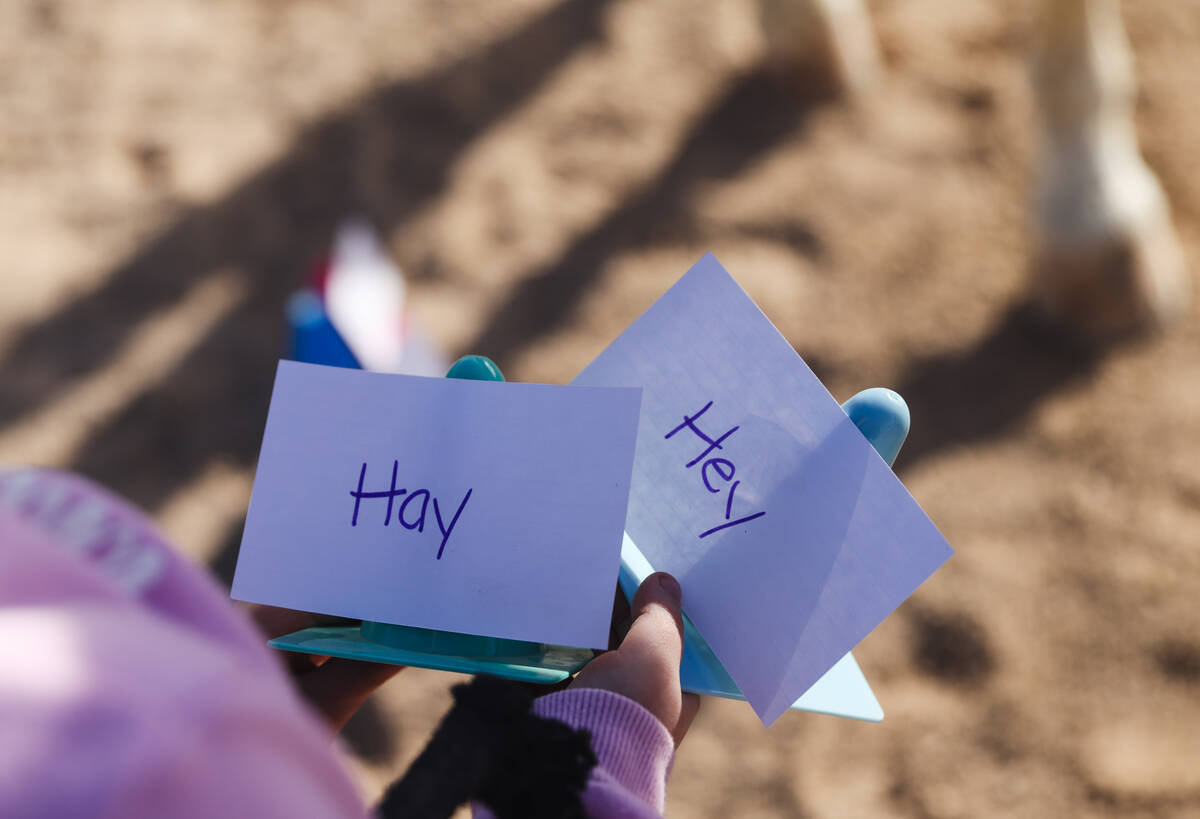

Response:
(2, 0), (1199, 815)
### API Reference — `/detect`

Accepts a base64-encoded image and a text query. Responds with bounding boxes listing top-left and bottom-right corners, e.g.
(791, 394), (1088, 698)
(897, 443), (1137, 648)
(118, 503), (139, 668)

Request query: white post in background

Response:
(1031, 0), (1189, 336)
(758, 0), (881, 98)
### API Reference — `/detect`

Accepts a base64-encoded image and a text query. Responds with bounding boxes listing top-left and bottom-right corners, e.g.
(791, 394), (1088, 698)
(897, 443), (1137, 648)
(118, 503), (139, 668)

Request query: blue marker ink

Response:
(433, 488), (473, 560)
(350, 460), (405, 526)
(664, 401), (741, 468)
(666, 402), (767, 539)
(724, 480), (740, 520)
(701, 458), (735, 493)
(699, 511), (767, 539)
(350, 464), (471, 560)
(399, 489), (430, 532)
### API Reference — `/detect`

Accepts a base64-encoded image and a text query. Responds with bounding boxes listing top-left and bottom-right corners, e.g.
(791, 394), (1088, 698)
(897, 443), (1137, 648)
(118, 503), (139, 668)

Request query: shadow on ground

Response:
(893, 301), (1101, 469)
(0, 0), (1124, 780)
(465, 64), (830, 370)
(1, 0), (617, 511)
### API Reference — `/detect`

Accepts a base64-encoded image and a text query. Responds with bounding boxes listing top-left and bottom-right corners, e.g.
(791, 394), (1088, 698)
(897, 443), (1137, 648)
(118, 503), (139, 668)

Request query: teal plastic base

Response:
(268, 625), (593, 684)
(277, 319), (907, 720)
(266, 388), (904, 719)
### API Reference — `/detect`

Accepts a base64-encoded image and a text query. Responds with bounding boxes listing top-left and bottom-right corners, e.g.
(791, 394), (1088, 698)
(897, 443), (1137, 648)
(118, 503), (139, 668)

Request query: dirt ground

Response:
(2, 0), (1200, 816)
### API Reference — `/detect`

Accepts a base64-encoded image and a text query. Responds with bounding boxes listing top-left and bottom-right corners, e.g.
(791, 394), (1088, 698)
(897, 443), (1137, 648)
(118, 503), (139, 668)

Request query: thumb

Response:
(619, 572), (685, 680)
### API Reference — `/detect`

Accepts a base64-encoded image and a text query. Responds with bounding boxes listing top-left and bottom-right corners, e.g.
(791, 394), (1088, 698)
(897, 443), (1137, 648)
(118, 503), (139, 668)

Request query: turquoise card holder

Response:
(270, 300), (907, 718)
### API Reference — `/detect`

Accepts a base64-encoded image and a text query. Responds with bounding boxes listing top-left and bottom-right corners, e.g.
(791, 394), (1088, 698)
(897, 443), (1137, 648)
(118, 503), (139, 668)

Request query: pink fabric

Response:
(534, 688), (675, 816)
(0, 468), (674, 818)
(471, 688), (675, 819)
(0, 468), (367, 819)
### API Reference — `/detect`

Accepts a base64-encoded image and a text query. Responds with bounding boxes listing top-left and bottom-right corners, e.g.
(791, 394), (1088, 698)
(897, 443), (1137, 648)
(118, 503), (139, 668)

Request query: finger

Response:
(283, 649), (330, 675)
(244, 604), (317, 640)
(673, 692), (701, 746)
(620, 573), (685, 677)
(296, 658), (405, 731)
(244, 603), (360, 639)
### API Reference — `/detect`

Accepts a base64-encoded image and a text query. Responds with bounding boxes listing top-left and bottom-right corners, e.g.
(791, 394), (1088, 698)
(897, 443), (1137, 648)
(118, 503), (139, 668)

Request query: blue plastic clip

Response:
(270, 299), (908, 714)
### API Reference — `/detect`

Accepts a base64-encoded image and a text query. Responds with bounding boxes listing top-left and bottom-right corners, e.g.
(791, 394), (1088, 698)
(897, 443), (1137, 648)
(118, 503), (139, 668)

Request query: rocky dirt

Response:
(2, 0), (1199, 816)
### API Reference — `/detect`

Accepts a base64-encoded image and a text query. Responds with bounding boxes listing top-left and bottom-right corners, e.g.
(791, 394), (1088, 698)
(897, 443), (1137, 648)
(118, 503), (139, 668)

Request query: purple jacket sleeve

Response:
(474, 687), (676, 818)
(0, 468), (677, 818)
(0, 468), (370, 819)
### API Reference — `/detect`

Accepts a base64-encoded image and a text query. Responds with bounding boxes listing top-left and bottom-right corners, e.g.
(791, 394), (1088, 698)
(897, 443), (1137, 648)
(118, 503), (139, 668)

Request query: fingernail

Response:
(658, 573), (682, 603)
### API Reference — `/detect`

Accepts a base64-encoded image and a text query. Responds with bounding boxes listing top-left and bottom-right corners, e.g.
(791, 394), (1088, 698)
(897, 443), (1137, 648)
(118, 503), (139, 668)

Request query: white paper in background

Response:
(572, 254), (954, 725)
(233, 361), (642, 649)
(325, 218), (409, 372)
(324, 219), (447, 377)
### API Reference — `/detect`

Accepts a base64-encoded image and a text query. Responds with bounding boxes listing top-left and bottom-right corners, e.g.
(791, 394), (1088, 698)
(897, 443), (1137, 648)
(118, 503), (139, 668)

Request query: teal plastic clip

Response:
(269, 354), (596, 683)
(273, 301), (909, 715)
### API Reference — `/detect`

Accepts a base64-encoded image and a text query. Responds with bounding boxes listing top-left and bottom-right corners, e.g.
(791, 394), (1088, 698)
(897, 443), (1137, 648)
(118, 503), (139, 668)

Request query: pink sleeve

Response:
(0, 468), (370, 819)
(475, 687), (675, 818)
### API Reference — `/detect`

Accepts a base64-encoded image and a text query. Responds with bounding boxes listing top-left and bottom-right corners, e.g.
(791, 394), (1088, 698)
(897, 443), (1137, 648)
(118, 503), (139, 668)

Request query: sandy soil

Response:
(2, 0), (1199, 816)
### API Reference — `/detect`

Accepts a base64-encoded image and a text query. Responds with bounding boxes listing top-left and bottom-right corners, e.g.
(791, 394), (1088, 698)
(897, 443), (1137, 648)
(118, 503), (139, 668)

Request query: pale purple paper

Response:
(572, 254), (953, 725)
(232, 362), (642, 649)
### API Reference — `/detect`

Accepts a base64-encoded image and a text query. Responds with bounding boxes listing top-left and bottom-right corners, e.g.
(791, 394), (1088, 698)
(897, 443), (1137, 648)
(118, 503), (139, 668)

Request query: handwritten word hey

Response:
(350, 461), (472, 559)
(665, 401), (766, 539)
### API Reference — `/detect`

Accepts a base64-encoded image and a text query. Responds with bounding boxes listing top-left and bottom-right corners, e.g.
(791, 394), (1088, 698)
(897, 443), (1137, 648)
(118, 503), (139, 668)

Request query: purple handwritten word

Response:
(350, 461), (473, 560)
(665, 401), (766, 539)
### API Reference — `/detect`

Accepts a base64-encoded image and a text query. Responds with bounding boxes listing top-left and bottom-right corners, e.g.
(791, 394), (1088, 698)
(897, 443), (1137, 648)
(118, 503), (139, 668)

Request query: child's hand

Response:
(246, 604), (403, 732)
(569, 573), (701, 745)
